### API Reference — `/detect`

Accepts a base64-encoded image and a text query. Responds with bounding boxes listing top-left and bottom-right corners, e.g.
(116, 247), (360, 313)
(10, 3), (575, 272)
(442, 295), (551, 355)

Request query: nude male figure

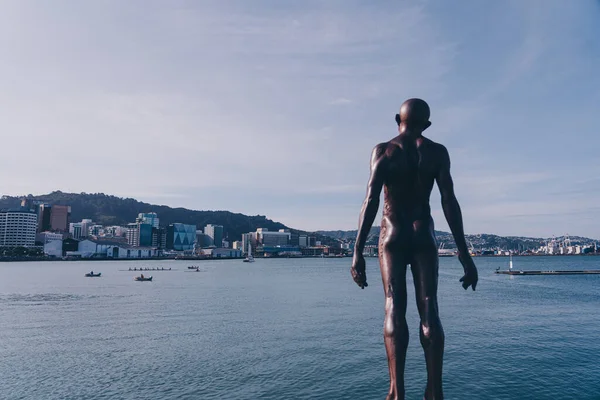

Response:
(350, 99), (478, 400)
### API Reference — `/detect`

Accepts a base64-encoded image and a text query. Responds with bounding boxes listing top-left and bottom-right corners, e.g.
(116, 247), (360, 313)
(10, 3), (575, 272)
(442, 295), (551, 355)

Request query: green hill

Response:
(0, 191), (290, 242)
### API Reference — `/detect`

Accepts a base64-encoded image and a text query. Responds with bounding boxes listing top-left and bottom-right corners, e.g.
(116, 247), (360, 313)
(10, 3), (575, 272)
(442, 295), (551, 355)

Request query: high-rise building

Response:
(152, 227), (167, 249)
(127, 223), (153, 247)
(38, 204), (52, 233)
(69, 219), (94, 240)
(136, 212), (159, 228)
(241, 233), (255, 254)
(204, 224), (223, 247)
(50, 205), (70, 232)
(290, 232), (299, 246)
(0, 209), (38, 247)
(166, 223), (196, 251)
(69, 223), (83, 239)
(299, 235), (309, 248)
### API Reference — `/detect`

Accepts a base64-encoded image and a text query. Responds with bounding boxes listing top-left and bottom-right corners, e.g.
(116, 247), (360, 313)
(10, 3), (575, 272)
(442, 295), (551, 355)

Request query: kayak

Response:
(134, 276), (152, 281)
(85, 273), (101, 277)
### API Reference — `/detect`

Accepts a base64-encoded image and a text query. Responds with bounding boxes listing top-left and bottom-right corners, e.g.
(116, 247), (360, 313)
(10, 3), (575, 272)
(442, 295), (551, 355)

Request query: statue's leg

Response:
(411, 248), (444, 400)
(380, 247), (408, 400)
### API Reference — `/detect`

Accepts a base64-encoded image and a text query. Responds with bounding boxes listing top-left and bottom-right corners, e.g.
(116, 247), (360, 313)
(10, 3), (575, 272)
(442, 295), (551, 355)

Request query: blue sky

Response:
(1, 1), (599, 238)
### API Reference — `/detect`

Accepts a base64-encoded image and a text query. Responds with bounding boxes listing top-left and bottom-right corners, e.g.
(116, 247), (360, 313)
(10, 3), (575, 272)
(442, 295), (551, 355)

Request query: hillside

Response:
(317, 228), (598, 251)
(0, 191), (290, 242)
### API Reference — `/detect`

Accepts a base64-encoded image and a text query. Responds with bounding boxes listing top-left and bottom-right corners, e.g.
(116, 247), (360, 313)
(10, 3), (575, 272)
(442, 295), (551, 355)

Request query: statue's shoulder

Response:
(422, 137), (448, 156)
(372, 142), (390, 159)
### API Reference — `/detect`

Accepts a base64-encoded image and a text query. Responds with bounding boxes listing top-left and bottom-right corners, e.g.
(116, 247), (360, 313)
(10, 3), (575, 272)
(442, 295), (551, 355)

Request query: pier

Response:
(495, 270), (600, 275)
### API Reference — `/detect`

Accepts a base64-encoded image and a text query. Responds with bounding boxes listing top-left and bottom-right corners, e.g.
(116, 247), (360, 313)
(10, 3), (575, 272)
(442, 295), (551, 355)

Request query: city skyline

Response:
(1, 2), (599, 238)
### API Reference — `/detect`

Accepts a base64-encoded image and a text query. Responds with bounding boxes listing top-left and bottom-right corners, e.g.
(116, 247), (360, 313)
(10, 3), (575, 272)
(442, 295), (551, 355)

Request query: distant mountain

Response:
(0, 191), (292, 241)
(317, 227), (598, 251)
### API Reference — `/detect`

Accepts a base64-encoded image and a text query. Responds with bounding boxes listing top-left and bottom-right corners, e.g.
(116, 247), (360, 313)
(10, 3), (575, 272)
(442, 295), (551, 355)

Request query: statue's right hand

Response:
(351, 255), (368, 289)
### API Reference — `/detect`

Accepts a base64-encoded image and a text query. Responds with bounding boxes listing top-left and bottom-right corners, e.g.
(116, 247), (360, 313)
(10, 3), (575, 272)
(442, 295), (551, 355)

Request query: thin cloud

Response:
(329, 98), (353, 105)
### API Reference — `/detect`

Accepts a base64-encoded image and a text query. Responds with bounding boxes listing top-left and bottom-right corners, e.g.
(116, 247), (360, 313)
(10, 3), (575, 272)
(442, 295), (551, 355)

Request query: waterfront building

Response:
(261, 245), (302, 257)
(0, 209), (38, 247)
(136, 212), (159, 228)
(37, 232), (64, 257)
(256, 228), (291, 246)
(198, 248), (242, 258)
(204, 224), (224, 247)
(166, 223), (196, 251)
(62, 237), (79, 255)
(232, 241), (243, 250)
(76, 239), (158, 259)
(127, 223), (153, 247)
(37, 231), (63, 243)
(195, 230), (211, 248)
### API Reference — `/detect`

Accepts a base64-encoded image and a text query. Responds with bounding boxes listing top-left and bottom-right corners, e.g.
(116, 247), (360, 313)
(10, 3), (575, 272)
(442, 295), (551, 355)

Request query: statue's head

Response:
(395, 98), (431, 131)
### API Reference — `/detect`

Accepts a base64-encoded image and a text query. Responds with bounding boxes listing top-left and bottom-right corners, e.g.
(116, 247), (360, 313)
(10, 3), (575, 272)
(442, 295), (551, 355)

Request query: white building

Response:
(256, 228), (291, 246)
(37, 231), (64, 257)
(204, 224), (224, 247)
(0, 209), (38, 247)
(75, 239), (158, 259)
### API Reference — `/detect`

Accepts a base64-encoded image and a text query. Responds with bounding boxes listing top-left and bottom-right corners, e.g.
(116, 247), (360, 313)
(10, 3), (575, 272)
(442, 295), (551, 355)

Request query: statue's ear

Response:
(395, 114), (401, 125)
(423, 121), (432, 131)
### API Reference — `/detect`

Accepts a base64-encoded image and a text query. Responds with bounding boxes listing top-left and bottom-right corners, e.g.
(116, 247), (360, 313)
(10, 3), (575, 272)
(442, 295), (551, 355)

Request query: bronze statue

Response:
(351, 99), (478, 400)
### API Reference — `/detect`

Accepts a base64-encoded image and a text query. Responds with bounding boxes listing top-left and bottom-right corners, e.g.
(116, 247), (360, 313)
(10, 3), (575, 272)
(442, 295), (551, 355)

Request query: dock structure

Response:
(495, 270), (600, 275)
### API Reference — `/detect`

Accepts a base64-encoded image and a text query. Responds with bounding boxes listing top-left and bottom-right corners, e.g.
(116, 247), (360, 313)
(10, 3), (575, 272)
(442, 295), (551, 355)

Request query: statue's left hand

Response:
(351, 255), (368, 289)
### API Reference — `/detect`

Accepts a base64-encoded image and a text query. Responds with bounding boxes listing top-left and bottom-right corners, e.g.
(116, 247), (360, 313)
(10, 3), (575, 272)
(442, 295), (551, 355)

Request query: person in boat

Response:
(140, 274), (144, 279)
(90, 271), (93, 275)
(351, 98), (478, 400)
(129, 267), (132, 271)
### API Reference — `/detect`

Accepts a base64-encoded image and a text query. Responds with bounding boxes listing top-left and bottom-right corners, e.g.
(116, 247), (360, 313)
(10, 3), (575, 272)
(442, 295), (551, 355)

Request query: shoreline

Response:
(1, 253), (599, 262)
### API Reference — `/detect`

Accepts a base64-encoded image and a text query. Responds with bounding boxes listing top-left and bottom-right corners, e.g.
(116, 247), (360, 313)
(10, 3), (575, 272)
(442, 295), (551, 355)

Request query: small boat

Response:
(85, 272), (101, 277)
(243, 241), (255, 263)
(187, 266), (198, 269)
(134, 276), (152, 282)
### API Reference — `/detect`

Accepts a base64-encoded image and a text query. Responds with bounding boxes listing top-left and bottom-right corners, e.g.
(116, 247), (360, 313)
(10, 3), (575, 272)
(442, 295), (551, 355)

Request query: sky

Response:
(1, 0), (599, 238)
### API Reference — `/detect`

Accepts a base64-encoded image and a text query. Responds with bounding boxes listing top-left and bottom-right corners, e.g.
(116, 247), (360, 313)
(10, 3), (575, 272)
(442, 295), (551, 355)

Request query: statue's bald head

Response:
(395, 98), (431, 131)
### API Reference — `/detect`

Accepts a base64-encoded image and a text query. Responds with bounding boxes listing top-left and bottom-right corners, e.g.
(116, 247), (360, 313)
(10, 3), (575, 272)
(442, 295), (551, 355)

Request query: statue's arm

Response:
(354, 144), (386, 256)
(435, 145), (471, 259)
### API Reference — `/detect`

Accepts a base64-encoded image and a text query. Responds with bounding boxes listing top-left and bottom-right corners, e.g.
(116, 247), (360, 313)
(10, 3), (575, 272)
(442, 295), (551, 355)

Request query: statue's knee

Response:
(420, 319), (444, 344)
(384, 309), (408, 341)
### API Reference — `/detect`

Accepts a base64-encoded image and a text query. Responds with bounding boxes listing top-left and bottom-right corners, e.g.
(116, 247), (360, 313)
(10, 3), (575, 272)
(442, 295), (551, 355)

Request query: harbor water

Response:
(1, 256), (599, 399)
